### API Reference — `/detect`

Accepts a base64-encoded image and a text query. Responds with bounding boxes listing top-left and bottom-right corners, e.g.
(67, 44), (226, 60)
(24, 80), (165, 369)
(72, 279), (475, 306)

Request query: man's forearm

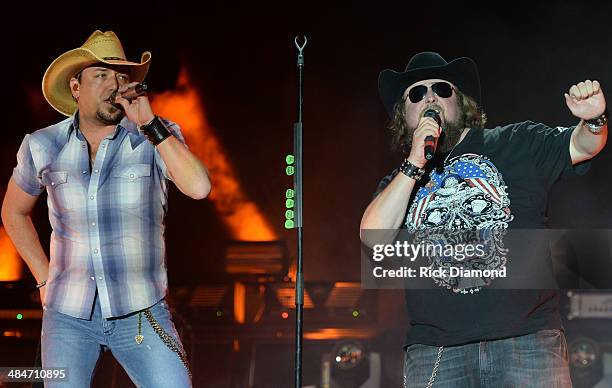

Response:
(360, 173), (417, 233)
(570, 121), (608, 164)
(1, 213), (49, 283)
(156, 136), (211, 199)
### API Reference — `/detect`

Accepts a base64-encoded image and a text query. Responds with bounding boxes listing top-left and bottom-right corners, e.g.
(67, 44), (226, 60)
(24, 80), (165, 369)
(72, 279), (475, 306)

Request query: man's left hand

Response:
(114, 82), (155, 126)
(565, 80), (606, 120)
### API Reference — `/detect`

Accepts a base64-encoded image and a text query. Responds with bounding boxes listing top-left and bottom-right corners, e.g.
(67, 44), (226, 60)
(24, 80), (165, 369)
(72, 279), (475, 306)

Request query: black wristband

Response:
(399, 159), (426, 181)
(140, 116), (172, 146)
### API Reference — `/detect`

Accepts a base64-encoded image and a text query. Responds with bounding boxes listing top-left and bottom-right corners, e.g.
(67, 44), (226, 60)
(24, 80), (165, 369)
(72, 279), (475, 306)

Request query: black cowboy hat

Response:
(378, 51), (481, 117)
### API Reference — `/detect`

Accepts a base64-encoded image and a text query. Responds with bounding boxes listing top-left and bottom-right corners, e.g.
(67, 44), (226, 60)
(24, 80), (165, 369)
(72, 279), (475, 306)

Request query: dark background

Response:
(1, 1), (611, 286)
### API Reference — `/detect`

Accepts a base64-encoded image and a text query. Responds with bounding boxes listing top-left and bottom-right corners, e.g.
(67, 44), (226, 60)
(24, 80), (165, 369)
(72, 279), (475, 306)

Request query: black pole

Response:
(293, 35), (307, 388)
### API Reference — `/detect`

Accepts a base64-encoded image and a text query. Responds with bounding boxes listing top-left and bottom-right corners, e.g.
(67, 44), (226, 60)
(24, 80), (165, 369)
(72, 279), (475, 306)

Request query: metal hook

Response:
(294, 35), (307, 54)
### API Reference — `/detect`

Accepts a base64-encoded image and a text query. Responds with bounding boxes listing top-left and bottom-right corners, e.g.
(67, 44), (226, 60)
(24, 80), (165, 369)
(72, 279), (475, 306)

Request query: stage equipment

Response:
(563, 290), (612, 388)
(321, 341), (381, 388)
(287, 34), (308, 388)
(567, 291), (612, 319)
(224, 240), (289, 278)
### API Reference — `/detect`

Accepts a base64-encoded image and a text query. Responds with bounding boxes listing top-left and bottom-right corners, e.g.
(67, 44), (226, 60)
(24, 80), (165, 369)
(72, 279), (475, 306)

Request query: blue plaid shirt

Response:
(12, 114), (185, 319)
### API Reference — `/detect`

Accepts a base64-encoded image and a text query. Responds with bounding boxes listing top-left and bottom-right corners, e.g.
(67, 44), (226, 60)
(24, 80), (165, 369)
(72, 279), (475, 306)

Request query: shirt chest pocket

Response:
(110, 164), (152, 208)
(41, 171), (74, 211)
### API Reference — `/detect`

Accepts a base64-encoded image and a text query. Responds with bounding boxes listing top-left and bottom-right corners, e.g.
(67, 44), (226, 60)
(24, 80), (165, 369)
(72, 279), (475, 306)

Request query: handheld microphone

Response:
(423, 109), (441, 160)
(109, 83), (148, 103)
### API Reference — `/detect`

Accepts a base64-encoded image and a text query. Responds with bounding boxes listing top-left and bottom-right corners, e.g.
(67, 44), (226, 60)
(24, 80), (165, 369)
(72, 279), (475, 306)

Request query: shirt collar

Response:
(67, 112), (84, 141)
(67, 111), (132, 142)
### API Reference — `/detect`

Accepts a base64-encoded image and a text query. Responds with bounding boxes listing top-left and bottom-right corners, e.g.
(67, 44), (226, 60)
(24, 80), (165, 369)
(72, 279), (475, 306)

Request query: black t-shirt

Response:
(373, 121), (589, 347)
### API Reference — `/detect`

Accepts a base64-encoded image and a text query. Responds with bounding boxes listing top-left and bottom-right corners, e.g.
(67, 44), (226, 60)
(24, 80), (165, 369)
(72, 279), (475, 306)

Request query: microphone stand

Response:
(293, 35), (307, 388)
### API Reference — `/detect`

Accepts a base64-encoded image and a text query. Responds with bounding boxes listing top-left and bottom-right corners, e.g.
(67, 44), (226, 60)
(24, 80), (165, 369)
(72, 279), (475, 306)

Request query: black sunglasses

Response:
(406, 82), (453, 103)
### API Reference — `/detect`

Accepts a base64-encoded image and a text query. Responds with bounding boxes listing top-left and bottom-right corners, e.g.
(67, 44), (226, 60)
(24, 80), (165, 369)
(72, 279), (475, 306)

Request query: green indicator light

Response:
(285, 189), (295, 199)
(286, 166), (295, 176)
(352, 310), (359, 318)
(285, 219), (295, 229)
(216, 310), (223, 317)
(16, 313), (23, 320)
(286, 199), (294, 208)
(285, 210), (294, 219)
(286, 154), (295, 164)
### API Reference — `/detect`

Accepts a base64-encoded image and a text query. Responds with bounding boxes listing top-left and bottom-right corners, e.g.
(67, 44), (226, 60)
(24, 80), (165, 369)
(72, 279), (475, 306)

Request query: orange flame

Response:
(150, 69), (276, 241)
(0, 226), (21, 281)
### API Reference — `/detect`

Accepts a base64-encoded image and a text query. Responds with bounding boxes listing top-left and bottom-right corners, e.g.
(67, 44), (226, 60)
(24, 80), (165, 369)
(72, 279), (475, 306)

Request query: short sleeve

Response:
(12, 134), (44, 196)
(517, 121), (589, 186)
(154, 118), (188, 180)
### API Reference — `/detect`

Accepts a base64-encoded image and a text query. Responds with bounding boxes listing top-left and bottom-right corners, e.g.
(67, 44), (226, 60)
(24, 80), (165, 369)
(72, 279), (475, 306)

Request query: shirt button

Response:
(93, 249), (98, 254)
(91, 222), (96, 226)
(82, 170), (87, 174)
(51, 182), (55, 186)
(98, 276), (103, 280)
(102, 144), (107, 148)
(130, 174), (135, 179)
(81, 144), (86, 149)
(90, 276), (95, 280)
(90, 195), (95, 200)
(94, 169), (99, 174)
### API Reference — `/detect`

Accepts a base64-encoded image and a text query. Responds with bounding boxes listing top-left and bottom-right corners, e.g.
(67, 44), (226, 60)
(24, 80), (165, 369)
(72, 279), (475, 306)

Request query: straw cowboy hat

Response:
(378, 51), (481, 117)
(42, 30), (151, 116)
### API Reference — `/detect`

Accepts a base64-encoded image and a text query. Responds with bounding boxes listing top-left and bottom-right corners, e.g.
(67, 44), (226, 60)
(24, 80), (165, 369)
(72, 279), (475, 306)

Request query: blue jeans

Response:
(403, 329), (572, 388)
(41, 294), (191, 387)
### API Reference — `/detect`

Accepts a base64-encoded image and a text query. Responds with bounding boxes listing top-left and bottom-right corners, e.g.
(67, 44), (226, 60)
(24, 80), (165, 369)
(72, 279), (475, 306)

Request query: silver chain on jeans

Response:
(426, 346), (444, 388)
(403, 346), (444, 388)
(137, 309), (192, 378)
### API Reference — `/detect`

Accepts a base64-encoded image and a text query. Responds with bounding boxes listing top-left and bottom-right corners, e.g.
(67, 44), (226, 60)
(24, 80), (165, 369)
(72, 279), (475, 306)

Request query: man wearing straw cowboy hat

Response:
(1, 30), (210, 386)
(360, 52), (607, 386)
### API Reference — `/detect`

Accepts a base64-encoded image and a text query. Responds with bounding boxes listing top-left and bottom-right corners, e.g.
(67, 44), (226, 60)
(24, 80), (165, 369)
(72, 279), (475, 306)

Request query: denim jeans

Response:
(41, 294), (191, 387)
(403, 329), (572, 388)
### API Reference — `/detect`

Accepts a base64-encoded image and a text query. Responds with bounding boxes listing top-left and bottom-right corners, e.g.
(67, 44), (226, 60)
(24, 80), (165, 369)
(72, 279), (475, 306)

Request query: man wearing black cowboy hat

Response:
(361, 52), (607, 387)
